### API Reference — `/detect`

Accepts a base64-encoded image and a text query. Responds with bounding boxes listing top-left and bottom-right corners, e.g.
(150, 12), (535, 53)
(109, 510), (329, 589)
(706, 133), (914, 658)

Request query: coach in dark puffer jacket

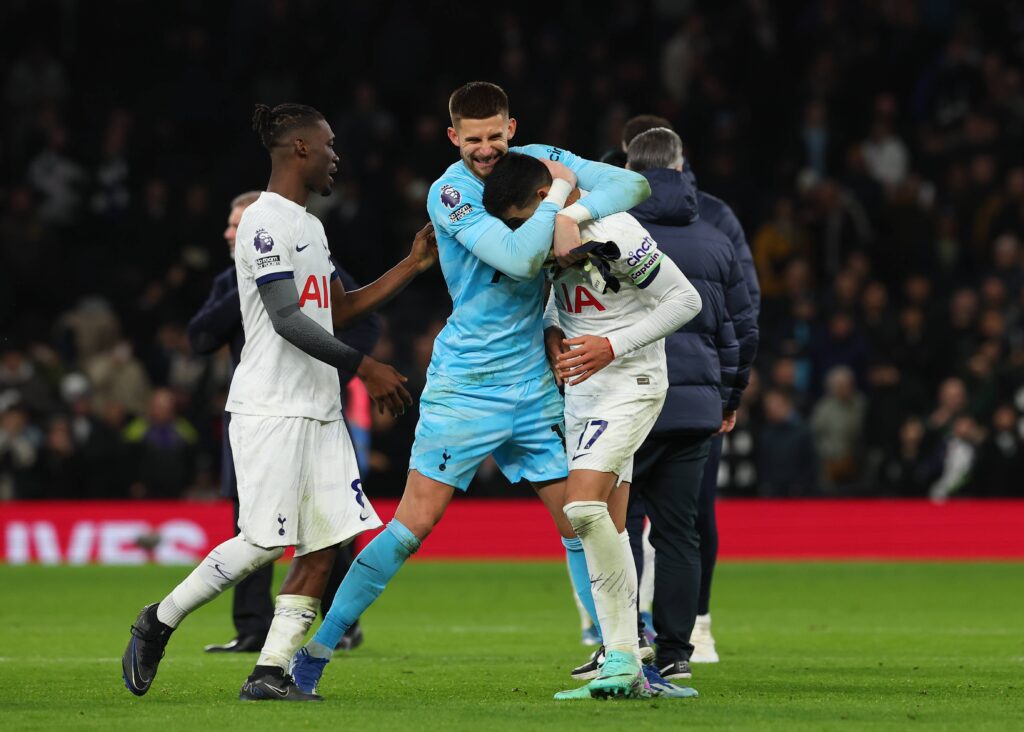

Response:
(623, 127), (758, 679)
(621, 117), (760, 662)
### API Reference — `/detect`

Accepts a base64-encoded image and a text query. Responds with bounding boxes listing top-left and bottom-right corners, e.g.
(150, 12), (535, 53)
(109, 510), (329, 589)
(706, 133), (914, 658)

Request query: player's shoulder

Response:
(429, 161), (481, 226)
(236, 195), (300, 258)
(583, 211), (652, 255)
(511, 143), (578, 164)
(239, 194), (294, 232)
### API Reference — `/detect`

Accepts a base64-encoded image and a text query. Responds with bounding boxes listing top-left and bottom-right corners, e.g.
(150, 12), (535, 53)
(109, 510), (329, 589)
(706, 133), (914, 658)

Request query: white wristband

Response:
(559, 201), (593, 225)
(544, 178), (573, 208)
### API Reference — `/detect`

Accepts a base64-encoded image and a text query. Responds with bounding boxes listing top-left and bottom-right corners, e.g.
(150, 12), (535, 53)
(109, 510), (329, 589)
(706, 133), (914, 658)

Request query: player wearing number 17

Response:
(483, 152), (702, 699)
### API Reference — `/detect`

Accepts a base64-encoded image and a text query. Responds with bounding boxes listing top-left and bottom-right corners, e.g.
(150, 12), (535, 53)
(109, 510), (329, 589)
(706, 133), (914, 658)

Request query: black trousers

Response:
(626, 432), (711, 665)
(229, 498), (354, 640)
(697, 433), (722, 616)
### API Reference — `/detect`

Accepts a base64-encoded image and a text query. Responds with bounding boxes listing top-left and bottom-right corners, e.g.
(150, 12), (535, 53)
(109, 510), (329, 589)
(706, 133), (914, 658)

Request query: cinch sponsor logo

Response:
(630, 250), (661, 282)
(626, 237), (656, 267)
(3, 520), (208, 565)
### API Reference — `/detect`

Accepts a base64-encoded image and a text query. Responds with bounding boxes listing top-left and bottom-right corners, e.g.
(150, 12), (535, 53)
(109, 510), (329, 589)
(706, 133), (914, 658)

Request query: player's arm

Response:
(257, 279), (412, 417)
(556, 253), (702, 386)
(187, 275), (241, 354)
(723, 250), (758, 412)
(444, 180), (575, 281)
(330, 223), (437, 329)
(333, 267), (383, 386)
(515, 144), (651, 262)
(715, 312), (740, 434)
(542, 284), (568, 386)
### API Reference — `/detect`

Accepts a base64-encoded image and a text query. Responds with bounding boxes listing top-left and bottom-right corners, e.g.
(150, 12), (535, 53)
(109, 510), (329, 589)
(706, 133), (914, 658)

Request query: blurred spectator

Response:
(929, 415), (985, 501)
(61, 373), (128, 498)
(810, 366), (866, 492)
(756, 389), (817, 496)
(83, 340), (152, 417)
(753, 196), (809, 300)
(969, 405), (1024, 496)
(123, 388), (198, 498)
(0, 403), (43, 499)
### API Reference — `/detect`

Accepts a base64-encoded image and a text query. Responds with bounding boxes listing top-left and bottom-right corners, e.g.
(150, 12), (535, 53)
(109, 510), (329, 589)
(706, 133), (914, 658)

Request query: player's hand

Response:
(409, 222), (438, 273)
(356, 356), (413, 417)
(545, 326), (568, 386)
(553, 215), (585, 267)
(717, 409), (737, 435)
(540, 158), (577, 188)
(555, 334), (615, 386)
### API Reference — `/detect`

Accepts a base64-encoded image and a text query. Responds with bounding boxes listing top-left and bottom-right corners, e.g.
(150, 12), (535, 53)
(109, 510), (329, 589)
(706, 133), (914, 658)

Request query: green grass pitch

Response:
(1, 561), (1022, 730)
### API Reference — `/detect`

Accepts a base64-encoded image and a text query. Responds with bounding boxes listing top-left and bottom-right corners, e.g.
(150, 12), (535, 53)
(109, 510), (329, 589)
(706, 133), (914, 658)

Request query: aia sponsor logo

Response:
(299, 275), (332, 308)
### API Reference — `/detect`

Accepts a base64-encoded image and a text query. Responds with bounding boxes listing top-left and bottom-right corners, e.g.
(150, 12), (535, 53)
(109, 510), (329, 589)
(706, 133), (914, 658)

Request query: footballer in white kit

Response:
(483, 152), (701, 701)
(122, 102), (435, 704)
(545, 209), (693, 483)
(228, 190), (380, 554)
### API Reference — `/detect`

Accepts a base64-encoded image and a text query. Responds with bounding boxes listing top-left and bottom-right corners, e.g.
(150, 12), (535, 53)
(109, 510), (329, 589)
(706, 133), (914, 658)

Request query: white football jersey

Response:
(226, 191), (342, 421)
(546, 210), (676, 396)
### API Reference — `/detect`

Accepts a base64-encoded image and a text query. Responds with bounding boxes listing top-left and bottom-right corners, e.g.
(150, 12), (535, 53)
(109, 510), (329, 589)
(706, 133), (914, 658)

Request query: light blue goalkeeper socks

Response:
(311, 519), (420, 651)
(563, 536), (602, 640)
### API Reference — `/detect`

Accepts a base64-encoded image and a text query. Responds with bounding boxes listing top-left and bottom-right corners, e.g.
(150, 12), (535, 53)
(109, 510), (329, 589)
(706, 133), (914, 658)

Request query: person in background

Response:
(619, 115), (761, 665)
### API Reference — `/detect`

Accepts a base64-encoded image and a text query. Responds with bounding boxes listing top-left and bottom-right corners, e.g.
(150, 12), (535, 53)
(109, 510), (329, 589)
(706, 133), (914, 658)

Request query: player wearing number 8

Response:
(483, 151), (703, 699)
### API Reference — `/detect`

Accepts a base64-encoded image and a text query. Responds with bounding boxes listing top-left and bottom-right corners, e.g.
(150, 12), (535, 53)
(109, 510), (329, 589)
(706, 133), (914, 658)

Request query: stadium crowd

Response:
(2, 0), (1023, 501)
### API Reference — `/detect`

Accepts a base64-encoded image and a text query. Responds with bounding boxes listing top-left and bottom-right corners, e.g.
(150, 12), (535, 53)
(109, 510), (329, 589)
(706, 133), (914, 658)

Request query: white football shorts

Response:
(564, 390), (667, 483)
(229, 414), (382, 555)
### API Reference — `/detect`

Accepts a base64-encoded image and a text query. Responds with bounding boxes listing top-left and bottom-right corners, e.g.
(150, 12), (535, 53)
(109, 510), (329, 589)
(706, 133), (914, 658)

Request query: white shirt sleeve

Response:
(543, 285), (561, 330)
(606, 253), (702, 358)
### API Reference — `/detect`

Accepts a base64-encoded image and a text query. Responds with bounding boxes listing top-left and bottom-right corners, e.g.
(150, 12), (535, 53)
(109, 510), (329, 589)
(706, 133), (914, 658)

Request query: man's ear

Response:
(447, 126), (459, 147)
(507, 117), (517, 141)
(293, 137), (309, 158)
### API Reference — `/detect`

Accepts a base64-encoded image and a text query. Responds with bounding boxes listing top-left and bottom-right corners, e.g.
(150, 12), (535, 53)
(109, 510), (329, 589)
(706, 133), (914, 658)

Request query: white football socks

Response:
(563, 500), (639, 657)
(156, 536), (283, 628)
(639, 520), (655, 614)
(256, 594), (320, 670)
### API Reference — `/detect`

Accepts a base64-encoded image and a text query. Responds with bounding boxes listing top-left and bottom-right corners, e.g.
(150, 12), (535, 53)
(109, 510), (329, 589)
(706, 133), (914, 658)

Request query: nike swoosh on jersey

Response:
(296, 243), (311, 252)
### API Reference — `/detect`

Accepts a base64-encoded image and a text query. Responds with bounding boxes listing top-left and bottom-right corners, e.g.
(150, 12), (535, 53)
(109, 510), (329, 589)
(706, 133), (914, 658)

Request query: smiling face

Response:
(447, 114), (517, 180)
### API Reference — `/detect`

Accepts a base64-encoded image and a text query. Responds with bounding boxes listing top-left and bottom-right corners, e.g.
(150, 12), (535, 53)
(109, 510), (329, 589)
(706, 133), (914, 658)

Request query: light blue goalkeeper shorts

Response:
(409, 370), (568, 491)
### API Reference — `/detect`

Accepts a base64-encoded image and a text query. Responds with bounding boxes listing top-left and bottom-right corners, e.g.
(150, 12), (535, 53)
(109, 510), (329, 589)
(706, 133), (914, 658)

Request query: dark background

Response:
(2, 0), (1023, 501)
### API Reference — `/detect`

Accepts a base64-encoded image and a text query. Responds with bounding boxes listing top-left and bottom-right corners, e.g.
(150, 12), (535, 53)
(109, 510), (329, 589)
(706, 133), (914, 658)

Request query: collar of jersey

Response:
(261, 191), (307, 215)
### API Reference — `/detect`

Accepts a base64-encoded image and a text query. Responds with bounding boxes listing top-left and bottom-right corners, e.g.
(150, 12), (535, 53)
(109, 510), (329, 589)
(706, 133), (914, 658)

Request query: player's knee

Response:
(563, 500), (610, 538)
(237, 536), (285, 565)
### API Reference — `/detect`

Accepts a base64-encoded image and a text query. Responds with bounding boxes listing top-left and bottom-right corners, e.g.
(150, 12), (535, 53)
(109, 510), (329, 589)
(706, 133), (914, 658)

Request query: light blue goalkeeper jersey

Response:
(425, 144), (650, 385)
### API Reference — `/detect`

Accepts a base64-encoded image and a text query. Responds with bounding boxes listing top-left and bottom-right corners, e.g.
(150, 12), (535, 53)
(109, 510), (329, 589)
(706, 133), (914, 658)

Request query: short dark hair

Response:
(252, 103), (325, 150)
(482, 152), (552, 225)
(449, 82), (509, 125)
(622, 114), (673, 147)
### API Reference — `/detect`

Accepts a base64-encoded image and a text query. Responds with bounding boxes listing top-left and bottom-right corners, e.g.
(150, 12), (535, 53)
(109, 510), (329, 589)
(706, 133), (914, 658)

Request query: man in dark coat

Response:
(623, 128), (758, 680)
(622, 116), (760, 663)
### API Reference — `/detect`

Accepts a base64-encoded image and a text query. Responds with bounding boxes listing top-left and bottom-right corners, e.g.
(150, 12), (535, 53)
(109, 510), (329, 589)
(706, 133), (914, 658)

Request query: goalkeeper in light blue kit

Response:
(290, 82), (651, 698)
